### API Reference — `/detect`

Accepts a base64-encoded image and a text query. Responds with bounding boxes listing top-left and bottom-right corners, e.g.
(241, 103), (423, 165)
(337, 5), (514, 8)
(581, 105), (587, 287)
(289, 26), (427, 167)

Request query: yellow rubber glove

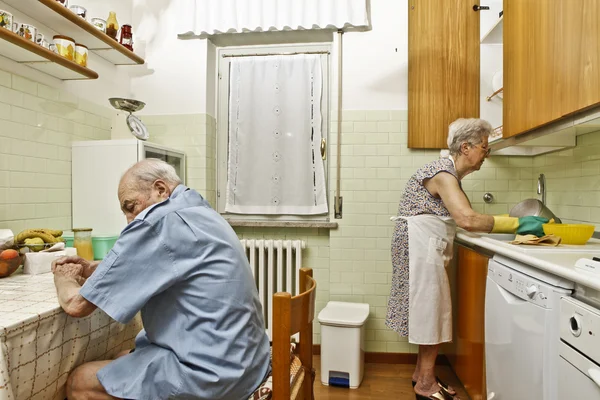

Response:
(491, 216), (519, 233)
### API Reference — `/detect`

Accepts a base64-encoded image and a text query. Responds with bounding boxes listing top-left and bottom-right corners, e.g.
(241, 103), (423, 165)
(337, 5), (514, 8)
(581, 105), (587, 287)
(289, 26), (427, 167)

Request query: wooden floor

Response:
(313, 356), (470, 400)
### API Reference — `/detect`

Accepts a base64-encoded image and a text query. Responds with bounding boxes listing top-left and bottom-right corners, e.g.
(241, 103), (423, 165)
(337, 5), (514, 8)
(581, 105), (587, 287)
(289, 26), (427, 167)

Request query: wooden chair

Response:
(272, 268), (316, 400)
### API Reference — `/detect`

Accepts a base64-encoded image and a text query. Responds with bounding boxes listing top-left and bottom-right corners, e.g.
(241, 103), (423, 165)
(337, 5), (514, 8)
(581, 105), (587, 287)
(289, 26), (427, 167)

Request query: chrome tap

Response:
(537, 174), (546, 205)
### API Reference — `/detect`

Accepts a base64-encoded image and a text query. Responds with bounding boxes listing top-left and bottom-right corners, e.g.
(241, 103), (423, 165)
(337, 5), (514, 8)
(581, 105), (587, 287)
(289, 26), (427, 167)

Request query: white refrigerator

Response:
(72, 139), (186, 235)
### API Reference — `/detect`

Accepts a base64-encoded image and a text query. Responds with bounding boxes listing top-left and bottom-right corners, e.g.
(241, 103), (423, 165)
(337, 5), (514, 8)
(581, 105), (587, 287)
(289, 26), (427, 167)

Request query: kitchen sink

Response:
(477, 233), (516, 241)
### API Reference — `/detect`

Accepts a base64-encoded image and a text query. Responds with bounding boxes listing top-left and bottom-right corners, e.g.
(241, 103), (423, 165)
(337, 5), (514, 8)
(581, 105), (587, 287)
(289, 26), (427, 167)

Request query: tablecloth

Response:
(0, 269), (142, 400)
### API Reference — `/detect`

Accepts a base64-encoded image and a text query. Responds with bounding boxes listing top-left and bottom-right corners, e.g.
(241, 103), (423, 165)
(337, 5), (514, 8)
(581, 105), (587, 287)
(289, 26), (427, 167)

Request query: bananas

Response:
(16, 229), (64, 248)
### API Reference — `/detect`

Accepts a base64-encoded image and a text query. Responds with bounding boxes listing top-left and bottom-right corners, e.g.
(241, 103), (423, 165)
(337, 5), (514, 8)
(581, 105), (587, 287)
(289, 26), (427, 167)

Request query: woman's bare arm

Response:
(424, 172), (494, 232)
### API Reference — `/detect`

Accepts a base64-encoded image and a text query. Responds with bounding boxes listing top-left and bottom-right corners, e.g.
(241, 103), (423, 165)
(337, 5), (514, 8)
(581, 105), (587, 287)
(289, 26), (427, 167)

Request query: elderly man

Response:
(52, 159), (271, 400)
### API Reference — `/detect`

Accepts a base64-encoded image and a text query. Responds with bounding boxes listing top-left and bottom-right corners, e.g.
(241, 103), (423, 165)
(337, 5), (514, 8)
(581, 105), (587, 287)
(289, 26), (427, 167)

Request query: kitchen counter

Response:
(456, 230), (600, 291)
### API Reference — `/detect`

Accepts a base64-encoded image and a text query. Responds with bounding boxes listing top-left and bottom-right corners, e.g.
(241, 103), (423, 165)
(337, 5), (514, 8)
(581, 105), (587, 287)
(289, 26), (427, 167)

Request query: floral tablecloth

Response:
(0, 269), (142, 400)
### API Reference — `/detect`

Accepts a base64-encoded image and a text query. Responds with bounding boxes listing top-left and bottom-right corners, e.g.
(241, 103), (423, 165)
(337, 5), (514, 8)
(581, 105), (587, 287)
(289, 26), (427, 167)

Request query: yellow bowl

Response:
(542, 224), (595, 245)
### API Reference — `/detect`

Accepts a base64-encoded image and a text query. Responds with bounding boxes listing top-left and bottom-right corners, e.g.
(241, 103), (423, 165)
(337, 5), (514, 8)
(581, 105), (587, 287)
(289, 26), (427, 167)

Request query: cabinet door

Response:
(503, 0), (600, 138)
(452, 245), (489, 400)
(408, 0), (480, 149)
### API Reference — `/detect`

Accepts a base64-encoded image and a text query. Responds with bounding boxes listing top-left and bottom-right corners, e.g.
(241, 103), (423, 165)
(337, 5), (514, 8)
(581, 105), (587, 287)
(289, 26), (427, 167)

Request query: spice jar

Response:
(119, 24), (133, 51)
(106, 11), (119, 40)
(73, 228), (94, 261)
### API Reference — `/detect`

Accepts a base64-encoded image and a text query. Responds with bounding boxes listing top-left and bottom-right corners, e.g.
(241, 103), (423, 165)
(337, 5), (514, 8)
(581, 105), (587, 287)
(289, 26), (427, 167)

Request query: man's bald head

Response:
(118, 159), (182, 223)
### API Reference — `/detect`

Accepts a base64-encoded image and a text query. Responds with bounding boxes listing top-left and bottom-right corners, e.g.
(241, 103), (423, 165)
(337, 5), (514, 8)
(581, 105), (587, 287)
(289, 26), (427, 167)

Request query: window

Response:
(216, 43), (331, 220)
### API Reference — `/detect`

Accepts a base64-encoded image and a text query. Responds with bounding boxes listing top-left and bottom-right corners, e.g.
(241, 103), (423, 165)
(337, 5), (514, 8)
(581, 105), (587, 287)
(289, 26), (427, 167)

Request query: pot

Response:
(509, 198), (562, 223)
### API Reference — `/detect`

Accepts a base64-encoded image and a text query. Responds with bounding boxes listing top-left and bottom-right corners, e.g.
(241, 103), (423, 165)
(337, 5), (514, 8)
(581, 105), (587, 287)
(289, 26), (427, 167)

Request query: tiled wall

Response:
(140, 114), (217, 207)
(0, 69), (113, 234)
(533, 130), (600, 226)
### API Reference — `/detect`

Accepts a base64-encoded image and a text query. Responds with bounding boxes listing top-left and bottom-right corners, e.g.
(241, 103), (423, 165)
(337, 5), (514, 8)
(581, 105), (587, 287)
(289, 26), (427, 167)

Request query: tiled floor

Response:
(313, 356), (469, 400)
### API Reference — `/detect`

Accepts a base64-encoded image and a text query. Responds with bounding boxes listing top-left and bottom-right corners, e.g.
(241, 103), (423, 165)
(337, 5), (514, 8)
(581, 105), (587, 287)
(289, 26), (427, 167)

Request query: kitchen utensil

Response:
(0, 10), (13, 31)
(18, 24), (37, 42)
(35, 33), (45, 46)
(509, 198), (562, 223)
(69, 5), (87, 19)
(55, 0), (68, 7)
(74, 43), (88, 67)
(109, 98), (149, 140)
(492, 70), (503, 100)
(91, 18), (106, 32)
(53, 35), (75, 60)
(542, 224), (595, 245)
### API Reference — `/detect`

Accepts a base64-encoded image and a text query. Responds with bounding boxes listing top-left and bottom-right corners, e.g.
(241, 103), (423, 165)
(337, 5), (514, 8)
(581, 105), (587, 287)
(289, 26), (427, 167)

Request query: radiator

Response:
(240, 239), (306, 339)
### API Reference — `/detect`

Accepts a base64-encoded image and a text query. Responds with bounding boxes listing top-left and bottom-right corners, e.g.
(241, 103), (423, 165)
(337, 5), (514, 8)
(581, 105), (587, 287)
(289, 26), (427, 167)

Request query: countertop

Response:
(455, 230), (600, 291)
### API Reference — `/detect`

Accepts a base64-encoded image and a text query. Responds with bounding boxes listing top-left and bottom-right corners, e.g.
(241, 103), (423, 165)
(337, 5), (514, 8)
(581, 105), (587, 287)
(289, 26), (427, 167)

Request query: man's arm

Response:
(54, 264), (97, 318)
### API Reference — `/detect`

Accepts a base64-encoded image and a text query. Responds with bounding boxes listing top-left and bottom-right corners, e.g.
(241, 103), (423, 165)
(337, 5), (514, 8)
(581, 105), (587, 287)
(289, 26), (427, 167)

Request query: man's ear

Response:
(153, 180), (171, 199)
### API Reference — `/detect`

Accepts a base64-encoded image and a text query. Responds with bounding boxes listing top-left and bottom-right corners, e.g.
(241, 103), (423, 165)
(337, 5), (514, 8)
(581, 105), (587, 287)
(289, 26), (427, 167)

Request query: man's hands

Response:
(53, 262), (86, 286)
(52, 256), (100, 281)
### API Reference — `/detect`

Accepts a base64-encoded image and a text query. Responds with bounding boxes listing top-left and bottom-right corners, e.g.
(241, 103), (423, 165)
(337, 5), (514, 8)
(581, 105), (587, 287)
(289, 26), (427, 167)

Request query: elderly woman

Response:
(386, 118), (547, 400)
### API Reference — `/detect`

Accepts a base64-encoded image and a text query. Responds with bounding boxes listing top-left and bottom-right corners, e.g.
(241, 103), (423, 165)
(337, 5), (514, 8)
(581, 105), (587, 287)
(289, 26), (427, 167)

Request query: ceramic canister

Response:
(74, 43), (88, 67)
(0, 10), (12, 31)
(91, 18), (106, 33)
(53, 35), (75, 60)
(19, 24), (37, 42)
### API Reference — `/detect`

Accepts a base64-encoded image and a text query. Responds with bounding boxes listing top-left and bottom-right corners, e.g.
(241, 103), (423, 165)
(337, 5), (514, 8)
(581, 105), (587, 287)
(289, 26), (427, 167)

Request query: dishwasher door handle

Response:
(589, 368), (600, 388)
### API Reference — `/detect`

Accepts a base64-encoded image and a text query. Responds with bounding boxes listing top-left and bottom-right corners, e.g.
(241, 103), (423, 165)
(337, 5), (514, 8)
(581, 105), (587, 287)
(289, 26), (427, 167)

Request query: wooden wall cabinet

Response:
(408, 0), (480, 149)
(503, 0), (600, 138)
(448, 245), (489, 400)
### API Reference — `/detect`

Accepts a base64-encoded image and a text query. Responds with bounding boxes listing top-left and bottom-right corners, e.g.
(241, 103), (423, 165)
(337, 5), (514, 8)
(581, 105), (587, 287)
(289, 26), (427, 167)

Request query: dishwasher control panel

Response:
(560, 297), (600, 364)
(488, 259), (552, 308)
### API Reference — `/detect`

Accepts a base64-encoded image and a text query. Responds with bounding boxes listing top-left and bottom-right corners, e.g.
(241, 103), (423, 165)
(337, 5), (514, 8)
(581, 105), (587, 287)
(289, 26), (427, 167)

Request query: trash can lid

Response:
(318, 301), (370, 327)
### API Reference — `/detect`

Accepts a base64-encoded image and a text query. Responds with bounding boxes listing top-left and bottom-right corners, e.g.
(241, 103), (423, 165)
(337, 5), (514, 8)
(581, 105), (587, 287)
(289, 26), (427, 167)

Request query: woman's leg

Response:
(414, 344), (440, 396)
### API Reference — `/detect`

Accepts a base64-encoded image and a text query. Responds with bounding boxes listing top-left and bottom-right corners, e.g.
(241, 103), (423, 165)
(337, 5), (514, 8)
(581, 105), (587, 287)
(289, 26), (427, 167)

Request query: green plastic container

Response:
(92, 236), (119, 260)
(63, 231), (74, 248)
(62, 232), (117, 260)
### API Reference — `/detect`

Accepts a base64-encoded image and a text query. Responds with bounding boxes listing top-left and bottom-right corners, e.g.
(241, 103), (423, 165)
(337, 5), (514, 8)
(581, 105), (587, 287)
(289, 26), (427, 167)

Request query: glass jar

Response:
(120, 24), (133, 51)
(73, 228), (94, 261)
(106, 11), (119, 40)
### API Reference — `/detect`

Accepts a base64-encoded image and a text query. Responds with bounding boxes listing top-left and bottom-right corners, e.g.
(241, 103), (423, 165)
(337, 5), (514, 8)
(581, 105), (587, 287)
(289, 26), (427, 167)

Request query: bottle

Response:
(120, 24), (133, 51)
(73, 228), (94, 261)
(106, 11), (119, 40)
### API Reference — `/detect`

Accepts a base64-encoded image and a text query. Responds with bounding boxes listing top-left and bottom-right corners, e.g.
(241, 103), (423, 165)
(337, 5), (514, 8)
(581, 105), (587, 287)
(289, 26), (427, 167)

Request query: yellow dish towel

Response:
(509, 234), (562, 246)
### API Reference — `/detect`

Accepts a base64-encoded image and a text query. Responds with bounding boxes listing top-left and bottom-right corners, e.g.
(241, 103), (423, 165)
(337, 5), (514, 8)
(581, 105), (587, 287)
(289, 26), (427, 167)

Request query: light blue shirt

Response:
(80, 185), (271, 399)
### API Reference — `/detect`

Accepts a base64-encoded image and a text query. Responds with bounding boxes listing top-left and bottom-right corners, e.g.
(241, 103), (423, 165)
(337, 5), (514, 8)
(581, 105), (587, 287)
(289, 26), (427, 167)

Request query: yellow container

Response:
(75, 43), (88, 67)
(542, 224), (595, 245)
(53, 35), (75, 61)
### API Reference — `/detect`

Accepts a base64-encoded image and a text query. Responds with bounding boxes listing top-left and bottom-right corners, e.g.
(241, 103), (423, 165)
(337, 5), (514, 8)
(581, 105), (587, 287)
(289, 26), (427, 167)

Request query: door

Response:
(142, 144), (187, 184)
(408, 0), (480, 149)
(451, 245), (489, 400)
(503, 0), (600, 137)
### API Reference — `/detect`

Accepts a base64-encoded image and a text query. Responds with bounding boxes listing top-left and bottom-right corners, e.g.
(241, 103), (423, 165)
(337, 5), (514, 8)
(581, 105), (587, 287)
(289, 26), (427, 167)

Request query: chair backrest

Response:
(272, 268), (316, 400)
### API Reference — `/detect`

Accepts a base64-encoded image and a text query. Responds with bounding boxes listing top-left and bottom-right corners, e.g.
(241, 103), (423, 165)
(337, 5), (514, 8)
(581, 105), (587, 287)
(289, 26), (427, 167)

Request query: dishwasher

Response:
(558, 297), (600, 398)
(485, 255), (573, 400)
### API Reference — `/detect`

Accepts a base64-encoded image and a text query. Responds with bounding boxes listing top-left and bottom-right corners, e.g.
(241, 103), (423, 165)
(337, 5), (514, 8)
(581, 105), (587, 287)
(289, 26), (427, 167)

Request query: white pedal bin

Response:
(318, 301), (370, 389)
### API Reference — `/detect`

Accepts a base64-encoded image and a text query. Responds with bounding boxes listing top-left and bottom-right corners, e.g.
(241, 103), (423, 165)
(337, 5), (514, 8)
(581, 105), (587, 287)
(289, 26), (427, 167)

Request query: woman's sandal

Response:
(412, 377), (457, 397)
(415, 389), (453, 400)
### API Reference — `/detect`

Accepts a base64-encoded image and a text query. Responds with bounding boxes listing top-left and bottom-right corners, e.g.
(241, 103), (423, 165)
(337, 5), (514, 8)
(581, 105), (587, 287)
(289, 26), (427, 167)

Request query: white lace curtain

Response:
(178, 0), (371, 38)
(225, 55), (328, 215)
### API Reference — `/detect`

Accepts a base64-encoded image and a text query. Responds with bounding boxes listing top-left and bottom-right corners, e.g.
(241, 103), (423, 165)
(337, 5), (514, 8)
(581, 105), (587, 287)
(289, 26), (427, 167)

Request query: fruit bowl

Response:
(0, 250), (24, 278)
(542, 224), (595, 245)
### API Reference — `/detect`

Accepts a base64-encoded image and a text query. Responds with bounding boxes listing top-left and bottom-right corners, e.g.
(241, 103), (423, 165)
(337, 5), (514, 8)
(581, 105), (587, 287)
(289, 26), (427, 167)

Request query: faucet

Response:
(537, 174), (546, 205)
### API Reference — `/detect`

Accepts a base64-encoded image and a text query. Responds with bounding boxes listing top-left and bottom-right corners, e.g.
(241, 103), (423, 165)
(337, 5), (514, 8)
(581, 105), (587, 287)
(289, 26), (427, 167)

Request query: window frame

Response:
(216, 43), (332, 221)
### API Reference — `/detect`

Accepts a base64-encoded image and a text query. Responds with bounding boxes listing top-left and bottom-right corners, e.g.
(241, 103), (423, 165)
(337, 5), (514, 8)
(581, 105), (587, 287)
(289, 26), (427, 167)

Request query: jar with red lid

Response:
(119, 24), (133, 51)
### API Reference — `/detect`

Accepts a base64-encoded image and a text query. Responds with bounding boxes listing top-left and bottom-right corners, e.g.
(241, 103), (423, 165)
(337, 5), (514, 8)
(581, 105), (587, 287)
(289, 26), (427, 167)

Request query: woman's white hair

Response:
(442, 118), (493, 157)
(128, 158), (182, 190)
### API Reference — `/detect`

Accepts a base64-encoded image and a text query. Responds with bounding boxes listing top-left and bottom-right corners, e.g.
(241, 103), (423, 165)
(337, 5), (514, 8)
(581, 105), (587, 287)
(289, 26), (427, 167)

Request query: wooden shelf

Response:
(4, 0), (144, 65)
(481, 16), (503, 44)
(0, 28), (98, 80)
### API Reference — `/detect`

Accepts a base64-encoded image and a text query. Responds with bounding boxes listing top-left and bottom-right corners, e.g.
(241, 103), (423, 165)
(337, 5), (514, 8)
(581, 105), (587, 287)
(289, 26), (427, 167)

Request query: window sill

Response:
(224, 219), (338, 229)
